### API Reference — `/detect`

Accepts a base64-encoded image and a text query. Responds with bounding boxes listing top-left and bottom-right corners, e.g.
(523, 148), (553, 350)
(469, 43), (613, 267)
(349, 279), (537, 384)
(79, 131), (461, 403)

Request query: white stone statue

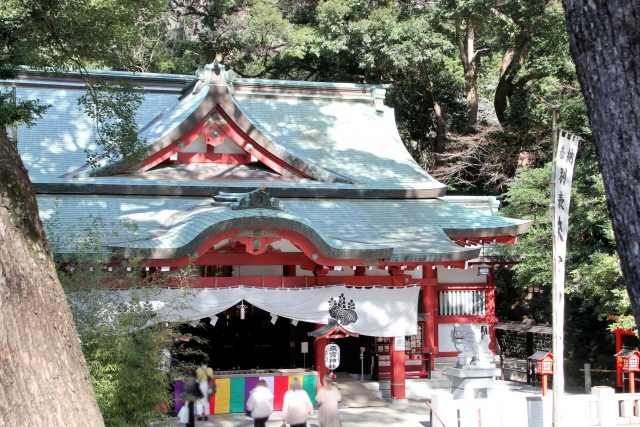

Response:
(450, 324), (494, 368)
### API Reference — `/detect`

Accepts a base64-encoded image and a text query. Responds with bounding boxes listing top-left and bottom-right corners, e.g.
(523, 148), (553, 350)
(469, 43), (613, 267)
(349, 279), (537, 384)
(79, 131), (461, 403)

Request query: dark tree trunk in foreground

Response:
(562, 1), (640, 325)
(0, 131), (104, 427)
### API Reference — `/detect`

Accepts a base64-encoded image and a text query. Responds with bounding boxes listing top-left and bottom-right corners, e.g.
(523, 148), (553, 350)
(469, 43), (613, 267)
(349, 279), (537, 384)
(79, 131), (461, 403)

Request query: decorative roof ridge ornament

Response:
(371, 85), (389, 113)
(212, 184), (285, 211)
(192, 54), (236, 94)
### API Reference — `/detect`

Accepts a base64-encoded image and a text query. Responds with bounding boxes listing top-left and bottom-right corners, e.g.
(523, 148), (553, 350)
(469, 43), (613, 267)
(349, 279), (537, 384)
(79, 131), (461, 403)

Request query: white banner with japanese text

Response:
(552, 128), (580, 415)
(554, 130), (581, 279)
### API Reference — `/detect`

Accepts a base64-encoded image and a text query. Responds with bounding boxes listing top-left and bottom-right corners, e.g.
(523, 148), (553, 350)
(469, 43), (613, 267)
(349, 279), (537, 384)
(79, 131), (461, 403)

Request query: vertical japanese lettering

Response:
(566, 149), (575, 165)
(558, 168), (567, 185)
(557, 192), (565, 210)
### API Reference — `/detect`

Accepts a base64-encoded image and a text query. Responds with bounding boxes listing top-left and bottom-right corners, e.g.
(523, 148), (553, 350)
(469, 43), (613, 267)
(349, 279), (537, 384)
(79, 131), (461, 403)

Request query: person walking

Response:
(315, 376), (342, 427)
(282, 378), (314, 427)
(246, 380), (274, 427)
(181, 369), (203, 427)
(195, 358), (213, 421)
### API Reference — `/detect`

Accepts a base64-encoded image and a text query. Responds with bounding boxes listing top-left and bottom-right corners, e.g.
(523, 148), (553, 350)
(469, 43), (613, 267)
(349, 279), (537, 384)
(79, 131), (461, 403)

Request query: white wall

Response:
(179, 134), (206, 152)
(270, 239), (302, 252)
(437, 266), (487, 284)
(214, 137), (247, 154)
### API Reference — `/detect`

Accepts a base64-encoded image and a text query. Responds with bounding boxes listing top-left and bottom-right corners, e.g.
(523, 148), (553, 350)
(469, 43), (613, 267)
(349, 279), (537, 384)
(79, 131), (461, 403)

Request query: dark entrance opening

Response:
(331, 335), (374, 378)
(176, 303), (373, 376)
(178, 303), (314, 370)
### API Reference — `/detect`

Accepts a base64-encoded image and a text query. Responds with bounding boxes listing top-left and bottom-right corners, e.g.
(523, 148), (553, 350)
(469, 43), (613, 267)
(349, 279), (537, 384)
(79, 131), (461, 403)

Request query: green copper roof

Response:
(6, 69), (446, 196)
(38, 195), (530, 262)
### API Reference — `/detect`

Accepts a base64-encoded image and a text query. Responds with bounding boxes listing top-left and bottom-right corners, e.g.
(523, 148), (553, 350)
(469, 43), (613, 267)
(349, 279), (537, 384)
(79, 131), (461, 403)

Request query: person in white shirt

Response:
(282, 378), (314, 427)
(246, 380), (274, 427)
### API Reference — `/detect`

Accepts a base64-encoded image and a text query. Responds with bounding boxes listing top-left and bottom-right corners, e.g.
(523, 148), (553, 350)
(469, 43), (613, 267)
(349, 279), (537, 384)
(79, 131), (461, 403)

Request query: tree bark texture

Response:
(0, 131), (104, 426)
(562, 1), (640, 325)
(456, 17), (479, 132)
(494, 44), (544, 128)
(418, 61), (446, 160)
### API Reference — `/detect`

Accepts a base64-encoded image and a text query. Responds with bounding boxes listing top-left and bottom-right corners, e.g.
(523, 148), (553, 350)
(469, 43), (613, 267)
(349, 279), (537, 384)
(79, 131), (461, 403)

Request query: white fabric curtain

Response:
(147, 285), (419, 337)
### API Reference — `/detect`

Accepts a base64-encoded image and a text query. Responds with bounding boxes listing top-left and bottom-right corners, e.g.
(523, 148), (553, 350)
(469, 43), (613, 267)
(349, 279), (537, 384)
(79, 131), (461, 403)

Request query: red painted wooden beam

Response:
(380, 261), (469, 270)
(178, 153), (246, 164)
(435, 284), (495, 291)
(115, 104), (318, 178)
(144, 226), (369, 269)
(186, 276), (421, 288)
(215, 107), (314, 179)
(147, 252), (312, 267)
(118, 112), (216, 174)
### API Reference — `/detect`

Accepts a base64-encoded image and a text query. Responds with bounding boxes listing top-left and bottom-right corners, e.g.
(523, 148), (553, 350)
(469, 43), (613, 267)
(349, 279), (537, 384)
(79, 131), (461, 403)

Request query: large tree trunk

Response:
(0, 131), (104, 427)
(418, 61), (446, 162)
(456, 17), (479, 133)
(562, 1), (640, 325)
(494, 48), (516, 127)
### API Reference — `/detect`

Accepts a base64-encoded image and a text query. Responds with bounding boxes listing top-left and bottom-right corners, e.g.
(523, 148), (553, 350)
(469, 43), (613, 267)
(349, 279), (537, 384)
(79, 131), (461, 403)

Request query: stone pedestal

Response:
(445, 366), (501, 400)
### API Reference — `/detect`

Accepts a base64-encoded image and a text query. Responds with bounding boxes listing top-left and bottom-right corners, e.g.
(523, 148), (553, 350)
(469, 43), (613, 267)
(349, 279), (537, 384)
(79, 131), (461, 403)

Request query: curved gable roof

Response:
(64, 65), (446, 195)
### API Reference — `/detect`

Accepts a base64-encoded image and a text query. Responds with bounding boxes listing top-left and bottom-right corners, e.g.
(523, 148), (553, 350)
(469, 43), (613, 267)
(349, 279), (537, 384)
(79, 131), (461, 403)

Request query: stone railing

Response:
(428, 386), (640, 427)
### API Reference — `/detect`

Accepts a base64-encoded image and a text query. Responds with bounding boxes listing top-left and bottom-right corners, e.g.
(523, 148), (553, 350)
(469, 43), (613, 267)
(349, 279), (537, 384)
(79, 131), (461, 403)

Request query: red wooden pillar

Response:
(314, 325), (330, 392)
(422, 266), (437, 371)
(616, 330), (624, 388)
(354, 266), (367, 276)
(486, 269), (498, 353)
(389, 337), (406, 400)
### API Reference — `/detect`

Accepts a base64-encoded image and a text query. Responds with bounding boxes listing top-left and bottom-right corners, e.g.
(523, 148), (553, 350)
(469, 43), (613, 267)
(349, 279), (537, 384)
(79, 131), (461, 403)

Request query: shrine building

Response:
(6, 62), (531, 401)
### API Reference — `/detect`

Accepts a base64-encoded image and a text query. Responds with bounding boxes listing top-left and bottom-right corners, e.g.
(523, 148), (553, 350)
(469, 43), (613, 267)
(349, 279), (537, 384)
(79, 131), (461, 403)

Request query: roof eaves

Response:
(442, 222), (533, 238)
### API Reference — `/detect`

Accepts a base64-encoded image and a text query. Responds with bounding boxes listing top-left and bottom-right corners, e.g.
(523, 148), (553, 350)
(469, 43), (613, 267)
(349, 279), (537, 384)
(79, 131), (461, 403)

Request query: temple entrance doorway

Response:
(177, 303), (312, 370)
(176, 302), (373, 377)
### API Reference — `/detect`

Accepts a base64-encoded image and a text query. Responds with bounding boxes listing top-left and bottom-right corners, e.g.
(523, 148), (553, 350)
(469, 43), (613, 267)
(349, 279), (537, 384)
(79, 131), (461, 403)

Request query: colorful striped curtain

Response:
(207, 374), (317, 414)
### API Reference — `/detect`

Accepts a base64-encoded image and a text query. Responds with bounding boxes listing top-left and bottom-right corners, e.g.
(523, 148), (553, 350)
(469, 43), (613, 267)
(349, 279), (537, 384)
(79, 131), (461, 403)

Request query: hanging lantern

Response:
(325, 343), (340, 372)
(477, 263), (491, 276)
(237, 300), (248, 320)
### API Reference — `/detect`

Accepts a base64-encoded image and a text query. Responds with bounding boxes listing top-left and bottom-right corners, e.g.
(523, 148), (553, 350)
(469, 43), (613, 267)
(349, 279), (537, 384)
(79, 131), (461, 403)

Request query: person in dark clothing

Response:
(181, 369), (203, 427)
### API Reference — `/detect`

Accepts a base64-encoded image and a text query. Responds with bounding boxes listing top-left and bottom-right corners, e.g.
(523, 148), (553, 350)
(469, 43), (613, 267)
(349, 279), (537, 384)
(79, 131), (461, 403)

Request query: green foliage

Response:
(1, 0), (166, 163)
(496, 140), (633, 359)
(78, 80), (148, 167)
(0, 89), (50, 130)
(1, 0), (167, 70)
(44, 207), (205, 427)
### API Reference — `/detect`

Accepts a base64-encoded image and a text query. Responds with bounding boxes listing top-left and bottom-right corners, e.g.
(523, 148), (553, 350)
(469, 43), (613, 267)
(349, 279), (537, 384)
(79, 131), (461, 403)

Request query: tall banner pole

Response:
(551, 112), (581, 427)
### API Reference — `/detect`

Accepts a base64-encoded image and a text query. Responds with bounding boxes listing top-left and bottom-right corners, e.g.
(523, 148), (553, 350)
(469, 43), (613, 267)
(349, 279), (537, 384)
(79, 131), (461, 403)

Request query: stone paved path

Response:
(192, 400), (431, 427)
(163, 380), (549, 427)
